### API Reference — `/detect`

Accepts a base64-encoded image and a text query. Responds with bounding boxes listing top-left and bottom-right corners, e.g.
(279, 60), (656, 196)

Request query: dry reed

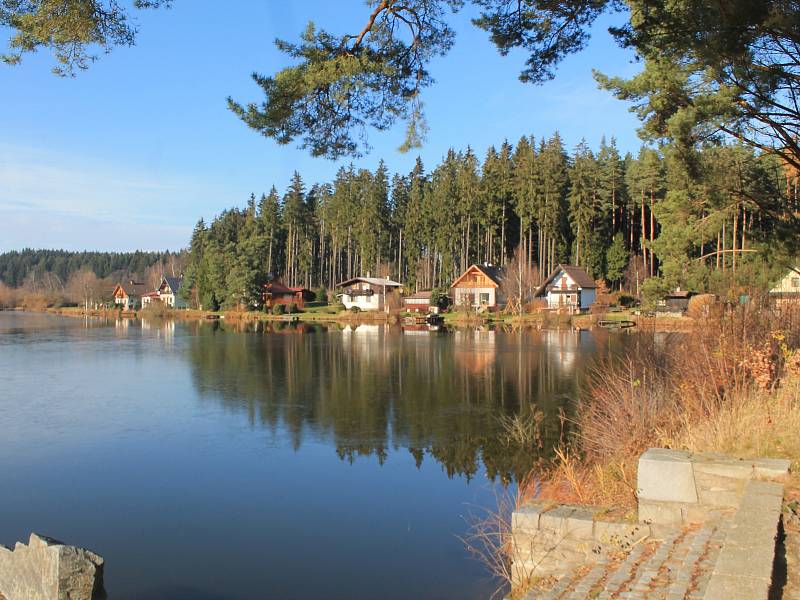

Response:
(521, 299), (800, 512)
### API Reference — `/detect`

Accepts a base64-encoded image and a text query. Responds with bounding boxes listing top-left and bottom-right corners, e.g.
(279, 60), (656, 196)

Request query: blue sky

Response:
(0, 1), (643, 252)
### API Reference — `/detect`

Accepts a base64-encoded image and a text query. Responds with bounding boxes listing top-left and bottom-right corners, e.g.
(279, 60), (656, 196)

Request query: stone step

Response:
(531, 525), (727, 600)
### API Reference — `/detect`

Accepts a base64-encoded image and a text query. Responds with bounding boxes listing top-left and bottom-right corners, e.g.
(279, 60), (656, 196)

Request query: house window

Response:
(792, 277), (800, 288)
(479, 292), (490, 304)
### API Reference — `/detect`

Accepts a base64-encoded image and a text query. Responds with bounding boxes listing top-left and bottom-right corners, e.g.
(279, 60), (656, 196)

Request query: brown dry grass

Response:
(19, 292), (50, 311)
(0, 282), (16, 308)
(520, 300), (800, 513)
(669, 374), (800, 470)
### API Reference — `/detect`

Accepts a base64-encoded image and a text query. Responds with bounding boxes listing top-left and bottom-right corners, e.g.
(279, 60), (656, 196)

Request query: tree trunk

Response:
(641, 190), (648, 276)
(611, 183), (616, 233)
(501, 202), (506, 264)
(399, 229), (403, 282)
(732, 205), (738, 274)
(649, 189), (655, 277)
(721, 220), (726, 272)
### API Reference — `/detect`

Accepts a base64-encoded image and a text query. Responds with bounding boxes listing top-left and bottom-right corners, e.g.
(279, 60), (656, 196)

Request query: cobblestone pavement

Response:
(524, 524), (728, 600)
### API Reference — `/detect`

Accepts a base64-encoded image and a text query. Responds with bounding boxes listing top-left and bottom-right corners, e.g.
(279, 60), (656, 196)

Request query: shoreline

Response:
(5, 305), (697, 332)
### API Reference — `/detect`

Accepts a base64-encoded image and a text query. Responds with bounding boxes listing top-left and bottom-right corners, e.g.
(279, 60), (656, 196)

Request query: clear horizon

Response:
(0, 1), (642, 253)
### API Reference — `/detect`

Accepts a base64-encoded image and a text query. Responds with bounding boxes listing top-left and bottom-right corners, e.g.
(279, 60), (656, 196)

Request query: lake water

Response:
(0, 312), (626, 599)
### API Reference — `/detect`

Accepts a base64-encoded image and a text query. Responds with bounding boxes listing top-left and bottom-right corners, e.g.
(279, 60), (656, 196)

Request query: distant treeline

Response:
(0, 249), (183, 288)
(183, 134), (799, 310)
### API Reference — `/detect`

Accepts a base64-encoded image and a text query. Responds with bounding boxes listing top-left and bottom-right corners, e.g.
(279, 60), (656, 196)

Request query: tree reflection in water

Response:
(187, 321), (624, 484)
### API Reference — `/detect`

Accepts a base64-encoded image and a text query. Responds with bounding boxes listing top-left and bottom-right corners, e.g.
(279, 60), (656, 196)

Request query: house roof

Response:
(142, 291), (161, 298)
(264, 281), (295, 295)
(450, 264), (503, 288)
(769, 266), (800, 294)
(161, 276), (183, 294)
(404, 291), (432, 300)
(665, 290), (694, 299)
(336, 277), (402, 288)
(534, 264), (597, 296)
(115, 281), (148, 297)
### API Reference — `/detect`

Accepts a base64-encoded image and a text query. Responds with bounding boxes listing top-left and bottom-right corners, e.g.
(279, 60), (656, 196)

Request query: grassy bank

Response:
(22, 303), (698, 332)
(524, 300), (800, 506)
(494, 299), (800, 596)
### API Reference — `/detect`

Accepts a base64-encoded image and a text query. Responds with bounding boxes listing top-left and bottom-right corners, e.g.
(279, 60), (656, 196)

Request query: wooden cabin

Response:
(289, 286), (316, 304)
(263, 279), (313, 309)
(450, 264), (504, 310)
(336, 277), (402, 311)
(769, 267), (800, 307)
(403, 291), (433, 313)
(534, 265), (597, 312)
(112, 281), (148, 310)
(657, 289), (695, 314)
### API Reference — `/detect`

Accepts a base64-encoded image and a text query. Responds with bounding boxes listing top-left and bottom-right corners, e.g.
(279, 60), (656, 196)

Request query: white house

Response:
(157, 276), (186, 309)
(336, 277), (402, 311)
(534, 264), (597, 312)
(769, 266), (800, 306)
(450, 264), (504, 310)
(141, 291), (161, 307)
(112, 281), (147, 310)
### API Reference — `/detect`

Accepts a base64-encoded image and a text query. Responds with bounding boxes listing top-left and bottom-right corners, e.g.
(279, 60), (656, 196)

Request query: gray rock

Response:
(0, 533), (105, 600)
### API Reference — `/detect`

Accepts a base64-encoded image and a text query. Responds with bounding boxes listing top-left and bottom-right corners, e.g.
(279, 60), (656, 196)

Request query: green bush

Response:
(272, 303), (286, 315)
(315, 286), (328, 303)
(287, 302), (298, 314)
(618, 293), (637, 308)
(641, 277), (671, 308)
(349, 306), (361, 313)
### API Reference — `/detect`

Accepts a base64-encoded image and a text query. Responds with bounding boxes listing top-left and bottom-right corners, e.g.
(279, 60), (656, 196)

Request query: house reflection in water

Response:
(141, 318), (175, 343)
(453, 329), (497, 374)
(186, 323), (630, 482)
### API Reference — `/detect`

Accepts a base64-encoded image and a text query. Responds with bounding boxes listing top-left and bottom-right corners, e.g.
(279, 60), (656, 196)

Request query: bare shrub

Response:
(498, 408), (544, 450)
(520, 299), (800, 513)
(623, 254), (648, 296)
(460, 476), (545, 599)
(579, 334), (679, 463)
(385, 288), (402, 311)
(66, 268), (102, 310)
(525, 298), (547, 313)
(686, 293), (717, 319)
(20, 292), (49, 310)
(502, 245), (541, 315)
(0, 282), (17, 308)
(141, 301), (172, 318)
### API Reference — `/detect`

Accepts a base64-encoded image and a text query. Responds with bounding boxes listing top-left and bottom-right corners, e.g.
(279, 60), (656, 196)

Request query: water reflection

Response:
(186, 322), (619, 483)
(0, 312), (627, 600)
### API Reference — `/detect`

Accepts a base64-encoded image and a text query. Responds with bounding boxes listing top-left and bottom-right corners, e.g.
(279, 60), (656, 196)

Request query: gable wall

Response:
(772, 270), (800, 294)
(453, 267), (499, 289)
(551, 272), (576, 289)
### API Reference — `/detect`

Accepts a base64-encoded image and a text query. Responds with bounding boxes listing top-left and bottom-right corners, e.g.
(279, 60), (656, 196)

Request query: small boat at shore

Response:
(597, 319), (636, 329)
(403, 313), (444, 326)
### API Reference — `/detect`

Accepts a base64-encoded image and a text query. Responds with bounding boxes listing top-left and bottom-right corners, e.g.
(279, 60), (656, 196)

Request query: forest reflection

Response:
(186, 322), (622, 483)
